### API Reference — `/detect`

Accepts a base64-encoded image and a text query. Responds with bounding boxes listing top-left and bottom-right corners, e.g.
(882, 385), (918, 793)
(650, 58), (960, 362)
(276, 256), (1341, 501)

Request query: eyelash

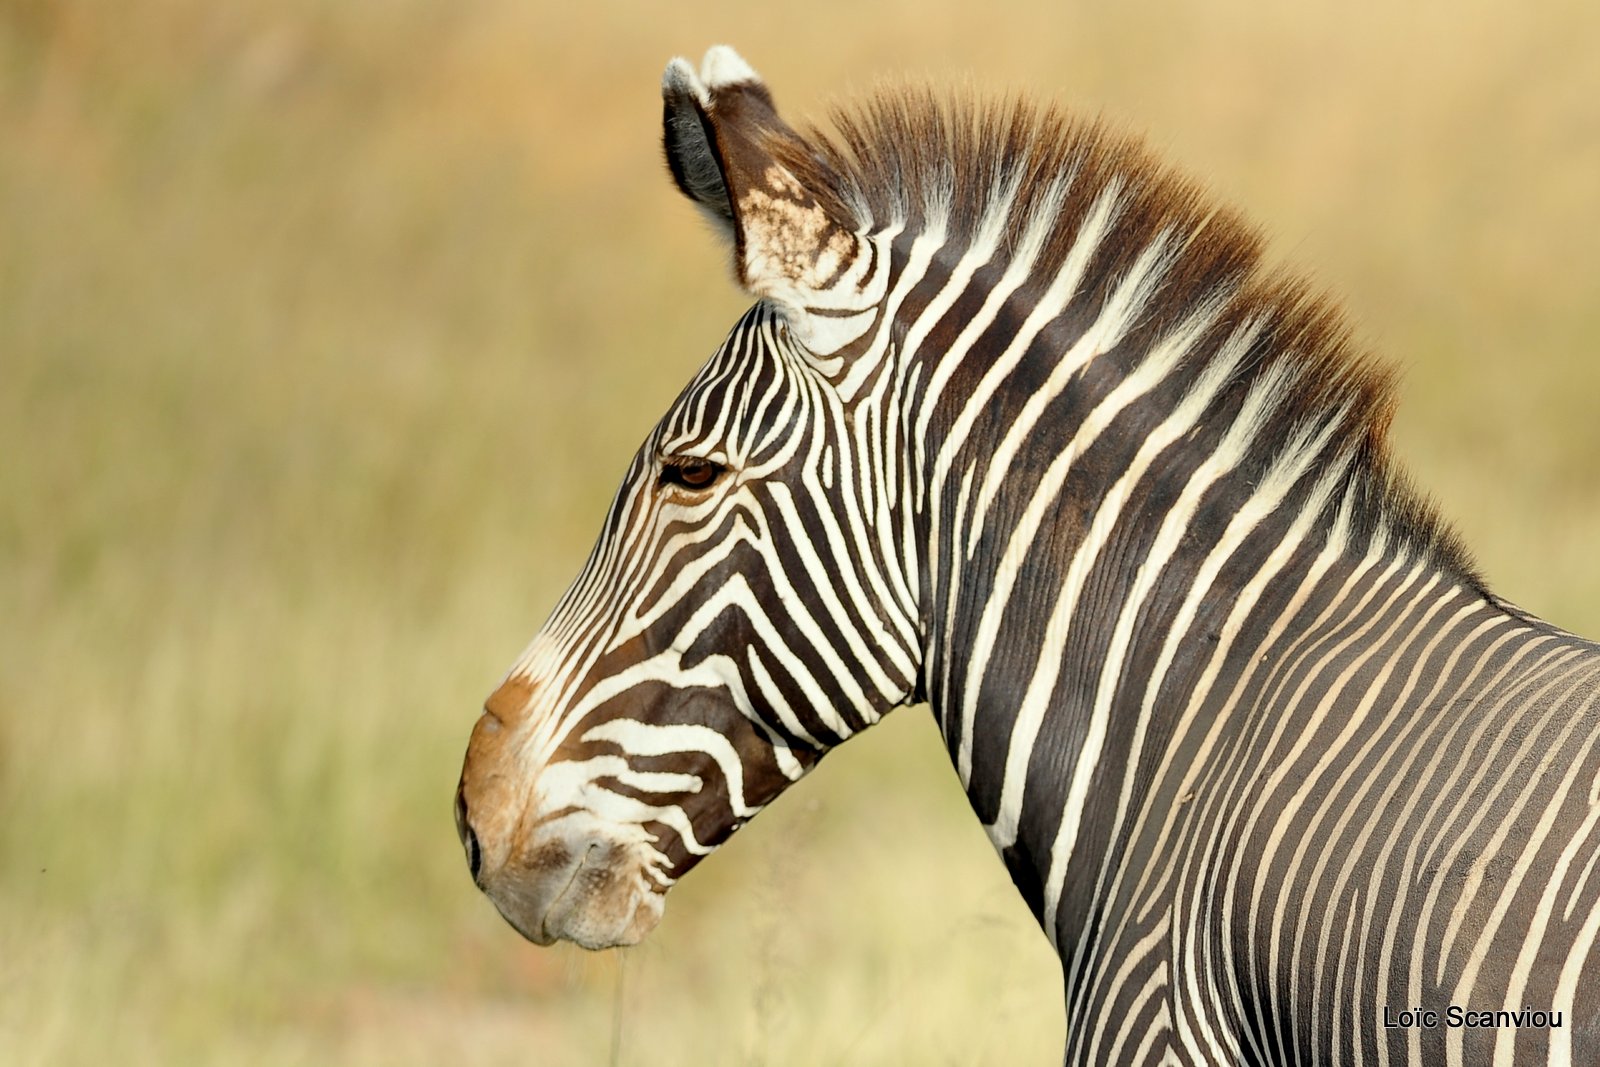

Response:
(658, 457), (727, 492)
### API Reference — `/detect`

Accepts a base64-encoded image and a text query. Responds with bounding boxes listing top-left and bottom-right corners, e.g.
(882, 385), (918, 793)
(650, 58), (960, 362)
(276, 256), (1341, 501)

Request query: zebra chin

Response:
(476, 830), (667, 951)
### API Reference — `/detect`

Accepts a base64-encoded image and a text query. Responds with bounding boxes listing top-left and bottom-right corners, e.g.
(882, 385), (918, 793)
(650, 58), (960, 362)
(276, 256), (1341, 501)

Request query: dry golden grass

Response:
(2, 1), (1597, 1063)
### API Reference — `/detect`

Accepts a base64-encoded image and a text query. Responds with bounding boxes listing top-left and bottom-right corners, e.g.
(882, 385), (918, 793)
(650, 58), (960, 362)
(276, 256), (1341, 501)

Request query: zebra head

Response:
(453, 48), (921, 949)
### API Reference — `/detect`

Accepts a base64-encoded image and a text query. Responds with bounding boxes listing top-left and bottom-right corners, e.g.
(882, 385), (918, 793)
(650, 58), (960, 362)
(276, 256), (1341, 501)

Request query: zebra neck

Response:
(917, 446), (1513, 944)
(897, 262), (1492, 951)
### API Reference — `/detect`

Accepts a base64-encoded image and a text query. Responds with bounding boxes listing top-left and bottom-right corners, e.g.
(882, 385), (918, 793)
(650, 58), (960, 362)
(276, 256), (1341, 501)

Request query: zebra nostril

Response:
(465, 824), (483, 883)
(454, 784), (483, 883)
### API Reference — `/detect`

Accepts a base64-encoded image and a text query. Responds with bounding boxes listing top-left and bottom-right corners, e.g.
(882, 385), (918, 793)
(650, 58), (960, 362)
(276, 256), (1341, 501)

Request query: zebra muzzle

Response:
(476, 826), (663, 950)
(456, 716), (665, 949)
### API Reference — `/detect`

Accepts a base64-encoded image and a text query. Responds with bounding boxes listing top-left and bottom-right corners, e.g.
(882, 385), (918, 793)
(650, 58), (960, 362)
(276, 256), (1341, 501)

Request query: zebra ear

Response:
(661, 53), (738, 235)
(662, 48), (864, 335)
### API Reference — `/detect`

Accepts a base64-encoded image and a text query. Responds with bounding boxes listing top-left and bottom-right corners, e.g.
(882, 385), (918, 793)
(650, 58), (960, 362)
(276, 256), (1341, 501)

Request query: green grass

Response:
(3, 1), (1598, 1063)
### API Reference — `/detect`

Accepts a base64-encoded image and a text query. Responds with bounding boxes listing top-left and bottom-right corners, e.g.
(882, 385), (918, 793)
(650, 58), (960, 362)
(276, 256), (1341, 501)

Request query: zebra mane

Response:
(768, 85), (1482, 586)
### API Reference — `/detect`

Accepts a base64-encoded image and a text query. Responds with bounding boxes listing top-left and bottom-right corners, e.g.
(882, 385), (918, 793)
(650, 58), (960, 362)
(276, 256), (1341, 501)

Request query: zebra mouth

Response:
(482, 834), (661, 951)
(532, 843), (599, 945)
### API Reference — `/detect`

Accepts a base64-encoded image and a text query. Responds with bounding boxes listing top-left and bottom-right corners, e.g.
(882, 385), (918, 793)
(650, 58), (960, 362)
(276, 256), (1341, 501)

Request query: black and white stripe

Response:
(455, 46), (1600, 1064)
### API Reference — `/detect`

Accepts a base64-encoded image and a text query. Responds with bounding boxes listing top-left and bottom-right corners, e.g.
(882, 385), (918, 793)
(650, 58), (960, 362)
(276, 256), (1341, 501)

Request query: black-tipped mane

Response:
(766, 87), (1481, 586)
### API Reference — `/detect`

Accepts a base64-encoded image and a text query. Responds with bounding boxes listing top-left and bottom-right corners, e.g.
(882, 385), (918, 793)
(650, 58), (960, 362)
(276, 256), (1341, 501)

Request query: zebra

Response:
(453, 46), (1600, 1065)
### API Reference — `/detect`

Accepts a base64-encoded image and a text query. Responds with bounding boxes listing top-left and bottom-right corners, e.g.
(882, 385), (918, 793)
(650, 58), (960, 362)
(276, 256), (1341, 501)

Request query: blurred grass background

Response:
(2, 1), (1598, 1063)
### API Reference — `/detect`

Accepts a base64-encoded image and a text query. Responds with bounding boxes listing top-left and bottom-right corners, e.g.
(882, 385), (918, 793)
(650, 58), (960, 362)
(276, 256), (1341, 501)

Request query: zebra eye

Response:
(659, 457), (726, 492)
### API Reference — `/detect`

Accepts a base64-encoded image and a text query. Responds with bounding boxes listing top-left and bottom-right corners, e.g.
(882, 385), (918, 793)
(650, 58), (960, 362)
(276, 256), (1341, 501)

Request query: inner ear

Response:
(661, 50), (812, 258)
(662, 64), (735, 233)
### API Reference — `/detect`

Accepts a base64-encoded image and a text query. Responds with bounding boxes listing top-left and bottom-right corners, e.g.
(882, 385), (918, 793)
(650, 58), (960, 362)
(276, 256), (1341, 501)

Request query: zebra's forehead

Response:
(655, 304), (816, 458)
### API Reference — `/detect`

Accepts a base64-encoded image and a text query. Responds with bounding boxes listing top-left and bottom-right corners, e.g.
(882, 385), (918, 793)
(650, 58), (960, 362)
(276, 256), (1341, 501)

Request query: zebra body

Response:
(454, 47), (1600, 1063)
